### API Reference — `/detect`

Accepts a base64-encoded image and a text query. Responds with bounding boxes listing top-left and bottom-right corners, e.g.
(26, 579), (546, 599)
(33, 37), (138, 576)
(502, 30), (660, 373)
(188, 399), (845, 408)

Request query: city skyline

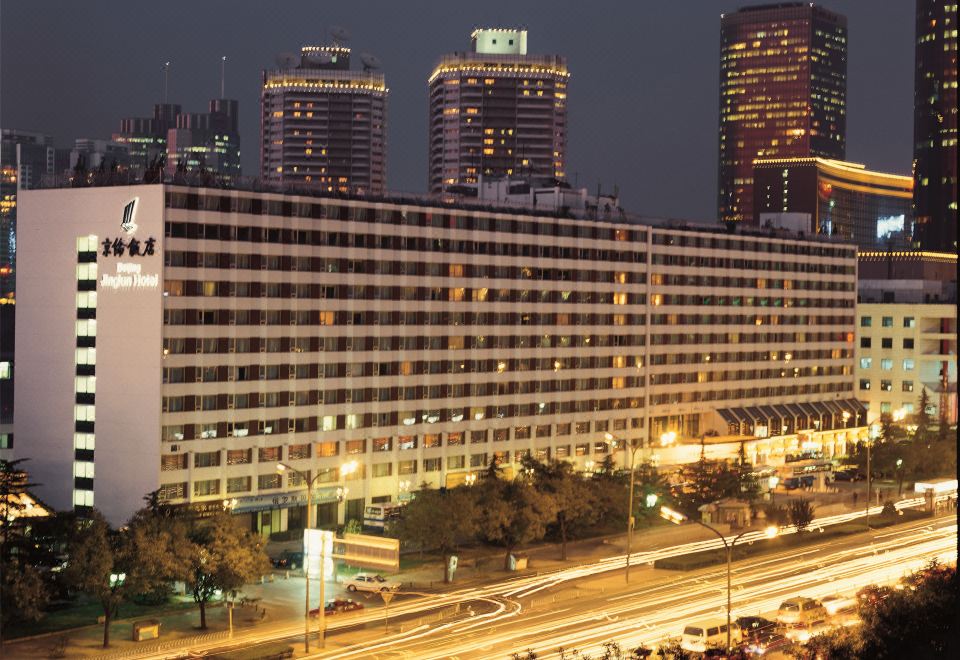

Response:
(0, 0), (915, 221)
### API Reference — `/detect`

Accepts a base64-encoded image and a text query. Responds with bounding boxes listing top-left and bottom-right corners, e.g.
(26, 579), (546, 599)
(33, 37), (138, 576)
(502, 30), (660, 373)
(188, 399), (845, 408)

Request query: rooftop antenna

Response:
(220, 56), (227, 98)
(163, 61), (171, 102)
(359, 52), (382, 72)
(329, 25), (351, 46)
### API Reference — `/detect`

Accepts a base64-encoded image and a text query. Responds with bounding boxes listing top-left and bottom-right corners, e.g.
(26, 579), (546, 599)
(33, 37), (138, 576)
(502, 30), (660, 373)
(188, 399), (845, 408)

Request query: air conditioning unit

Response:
(170, 444), (180, 452)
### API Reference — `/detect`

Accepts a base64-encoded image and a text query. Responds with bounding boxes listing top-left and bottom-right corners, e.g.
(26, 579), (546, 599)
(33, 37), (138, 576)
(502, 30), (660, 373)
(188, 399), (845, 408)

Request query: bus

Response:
(362, 503), (404, 533)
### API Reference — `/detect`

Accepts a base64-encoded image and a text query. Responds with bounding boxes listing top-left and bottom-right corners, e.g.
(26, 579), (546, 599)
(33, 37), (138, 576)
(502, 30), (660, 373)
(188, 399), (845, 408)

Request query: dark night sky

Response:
(1, 1), (915, 222)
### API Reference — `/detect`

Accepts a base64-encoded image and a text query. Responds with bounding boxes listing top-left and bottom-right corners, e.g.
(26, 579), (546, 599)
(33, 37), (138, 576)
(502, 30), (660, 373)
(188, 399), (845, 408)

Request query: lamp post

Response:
(278, 459), (358, 652)
(661, 506), (778, 653)
(605, 432), (646, 583)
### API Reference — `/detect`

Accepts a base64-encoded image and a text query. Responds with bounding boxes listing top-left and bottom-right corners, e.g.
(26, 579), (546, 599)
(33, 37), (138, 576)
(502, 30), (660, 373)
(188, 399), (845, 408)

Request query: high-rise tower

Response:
(719, 3), (847, 225)
(913, 0), (958, 251)
(260, 45), (387, 195)
(428, 29), (569, 196)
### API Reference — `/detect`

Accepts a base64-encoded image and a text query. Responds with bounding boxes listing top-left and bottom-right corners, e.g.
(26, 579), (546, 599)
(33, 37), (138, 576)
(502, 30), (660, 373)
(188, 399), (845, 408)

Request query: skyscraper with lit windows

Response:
(260, 45), (387, 195)
(428, 29), (569, 196)
(912, 0), (958, 252)
(718, 3), (847, 225)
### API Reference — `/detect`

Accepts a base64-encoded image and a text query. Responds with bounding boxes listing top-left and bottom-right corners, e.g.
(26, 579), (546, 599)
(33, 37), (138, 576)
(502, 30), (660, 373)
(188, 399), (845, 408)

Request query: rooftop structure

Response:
(754, 158), (913, 249)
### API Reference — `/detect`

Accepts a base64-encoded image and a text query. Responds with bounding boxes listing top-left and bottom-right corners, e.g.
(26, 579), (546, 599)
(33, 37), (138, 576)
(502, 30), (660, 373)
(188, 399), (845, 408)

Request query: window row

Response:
(165, 251), (643, 285)
(160, 375), (645, 413)
(163, 355), (644, 384)
(650, 380), (852, 405)
(649, 331), (852, 346)
(162, 307), (646, 327)
(649, 313), (853, 326)
(650, 252), (855, 276)
(165, 192), (645, 244)
(159, 399), (646, 441)
(859, 380), (916, 392)
(165, 221), (645, 264)
(161, 332), (646, 355)
(651, 272), (851, 292)
(651, 294), (853, 308)
(647, 364), (849, 385)
(649, 348), (851, 366)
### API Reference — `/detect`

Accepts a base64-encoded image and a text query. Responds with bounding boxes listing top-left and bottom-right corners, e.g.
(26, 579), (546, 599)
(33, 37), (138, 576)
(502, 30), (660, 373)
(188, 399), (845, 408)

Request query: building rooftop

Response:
(30, 172), (861, 248)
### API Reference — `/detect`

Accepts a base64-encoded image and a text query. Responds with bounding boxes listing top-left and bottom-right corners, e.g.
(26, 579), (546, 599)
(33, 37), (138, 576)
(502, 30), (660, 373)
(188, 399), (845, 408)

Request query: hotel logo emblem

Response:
(121, 197), (139, 234)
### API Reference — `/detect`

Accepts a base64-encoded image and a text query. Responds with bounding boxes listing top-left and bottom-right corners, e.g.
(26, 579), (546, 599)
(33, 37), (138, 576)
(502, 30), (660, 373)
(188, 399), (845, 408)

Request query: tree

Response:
(396, 486), (476, 582)
(522, 458), (595, 560)
(762, 503), (789, 527)
(787, 498), (815, 533)
(1, 560), (48, 628)
(62, 509), (175, 647)
(673, 458), (741, 518)
(0, 459), (35, 563)
(181, 510), (270, 629)
(476, 475), (555, 570)
(796, 562), (957, 658)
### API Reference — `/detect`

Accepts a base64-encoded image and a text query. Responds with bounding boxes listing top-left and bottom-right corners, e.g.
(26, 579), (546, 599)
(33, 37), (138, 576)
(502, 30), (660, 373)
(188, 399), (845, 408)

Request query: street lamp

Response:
(605, 431), (645, 583)
(277, 459), (356, 651)
(661, 506), (778, 653)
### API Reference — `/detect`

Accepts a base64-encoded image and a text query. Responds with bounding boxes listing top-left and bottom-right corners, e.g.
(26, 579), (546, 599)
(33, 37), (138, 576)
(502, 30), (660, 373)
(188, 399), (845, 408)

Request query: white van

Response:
(680, 618), (741, 653)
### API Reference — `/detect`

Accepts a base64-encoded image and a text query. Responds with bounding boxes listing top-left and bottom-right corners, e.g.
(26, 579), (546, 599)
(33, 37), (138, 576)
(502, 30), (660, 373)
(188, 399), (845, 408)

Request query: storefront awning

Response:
(717, 408), (740, 425)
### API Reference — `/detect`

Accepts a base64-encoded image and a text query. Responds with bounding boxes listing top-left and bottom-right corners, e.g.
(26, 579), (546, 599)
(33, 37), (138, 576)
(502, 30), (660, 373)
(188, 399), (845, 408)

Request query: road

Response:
(146, 500), (956, 660)
(306, 514), (956, 659)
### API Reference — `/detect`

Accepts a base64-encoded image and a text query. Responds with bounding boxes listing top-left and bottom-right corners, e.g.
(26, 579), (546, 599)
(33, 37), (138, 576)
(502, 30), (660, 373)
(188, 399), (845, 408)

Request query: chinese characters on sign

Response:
(101, 236), (156, 258)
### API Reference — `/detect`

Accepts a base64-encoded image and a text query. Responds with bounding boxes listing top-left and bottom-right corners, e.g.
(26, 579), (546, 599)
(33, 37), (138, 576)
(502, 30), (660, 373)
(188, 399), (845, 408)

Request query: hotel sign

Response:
(98, 197), (160, 291)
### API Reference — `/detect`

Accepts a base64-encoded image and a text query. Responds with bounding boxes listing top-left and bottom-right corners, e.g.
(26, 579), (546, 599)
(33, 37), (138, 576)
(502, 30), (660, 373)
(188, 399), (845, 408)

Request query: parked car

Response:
(736, 615), (778, 642)
(342, 572), (400, 593)
(777, 597), (828, 627)
(271, 550), (304, 570)
(834, 469), (865, 482)
(309, 598), (364, 617)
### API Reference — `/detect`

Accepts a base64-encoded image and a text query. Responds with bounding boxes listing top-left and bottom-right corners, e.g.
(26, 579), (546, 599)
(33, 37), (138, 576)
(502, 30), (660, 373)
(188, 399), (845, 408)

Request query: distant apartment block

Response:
(260, 45), (386, 195)
(429, 29), (569, 196)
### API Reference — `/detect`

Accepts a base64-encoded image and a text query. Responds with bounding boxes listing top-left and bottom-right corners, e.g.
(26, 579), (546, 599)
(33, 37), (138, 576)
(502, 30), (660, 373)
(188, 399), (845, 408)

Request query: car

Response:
(680, 618), (741, 653)
(271, 550), (304, 570)
(777, 597), (827, 627)
(309, 598), (364, 617)
(342, 572), (400, 593)
(833, 469), (865, 482)
(736, 615), (778, 642)
(744, 631), (790, 656)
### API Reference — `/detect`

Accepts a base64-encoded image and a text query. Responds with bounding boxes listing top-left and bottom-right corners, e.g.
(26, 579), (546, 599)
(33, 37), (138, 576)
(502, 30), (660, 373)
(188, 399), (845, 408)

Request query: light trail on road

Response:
(313, 516), (955, 660)
(133, 500), (937, 660)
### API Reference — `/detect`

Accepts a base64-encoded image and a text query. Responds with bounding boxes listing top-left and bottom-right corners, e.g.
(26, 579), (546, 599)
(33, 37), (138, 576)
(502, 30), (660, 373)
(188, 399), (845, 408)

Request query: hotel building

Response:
(259, 45), (387, 195)
(428, 29), (569, 196)
(719, 3), (847, 224)
(15, 183), (863, 530)
(753, 158), (914, 249)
